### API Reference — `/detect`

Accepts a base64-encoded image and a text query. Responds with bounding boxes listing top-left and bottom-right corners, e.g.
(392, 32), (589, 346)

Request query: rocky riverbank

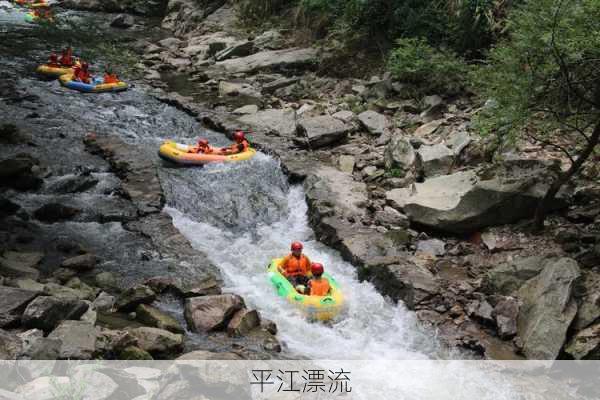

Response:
(125, 0), (600, 359)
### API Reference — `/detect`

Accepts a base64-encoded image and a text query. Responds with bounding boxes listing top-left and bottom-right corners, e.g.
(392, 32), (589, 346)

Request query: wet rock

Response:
(61, 253), (97, 271)
(384, 136), (418, 176)
(416, 239), (446, 256)
(0, 286), (38, 328)
(565, 323), (600, 359)
(120, 345), (153, 360)
(33, 203), (80, 223)
(227, 309), (260, 336)
(0, 251), (43, 280)
(0, 196), (20, 217)
(517, 258), (580, 359)
(386, 160), (567, 234)
(233, 104), (258, 115)
(262, 76), (300, 94)
(144, 275), (221, 297)
(215, 41), (254, 61)
(0, 329), (22, 359)
(116, 285), (156, 312)
(358, 111), (391, 135)
(93, 292), (116, 312)
(110, 14), (135, 29)
(95, 271), (119, 290)
(213, 48), (318, 75)
(261, 318), (277, 335)
(482, 256), (547, 295)
(129, 327), (183, 358)
(22, 296), (89, 332)
(0, 155), (42, 191)
(337, 155), (355, 174)
(417, 143), (454, 177)
(296, 116), (352, 148)
(17, 328), (61, 359)
(374, 206), (409, 229)
(493, 296), (519, 339)
(361, 258), (439, 309)
(184, 294), (244, 332)
(48, 320), (98, 359)
(135, 304), (183, 334)
(238, 108), (296, 137)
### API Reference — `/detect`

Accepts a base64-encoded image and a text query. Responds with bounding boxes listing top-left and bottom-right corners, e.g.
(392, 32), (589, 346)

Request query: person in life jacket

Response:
(280, 241), (312, 287)
(219, 131), (249, 155)
(306, 263), (330, 296)
(59, 47), (74, 67)
(75, 61), (92, 84)
(103, 68), (119, 84)
(188, 138), (213, 154)
(47, 52), (60, 67)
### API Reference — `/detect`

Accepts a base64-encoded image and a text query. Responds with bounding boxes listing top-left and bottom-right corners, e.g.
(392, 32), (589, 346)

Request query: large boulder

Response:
(116, 285), (156, 312)
(482, 256), (548, 295)
(21, 296), (88, 332)
(47, 320), (98, 359)
(386, 160), (568, 234)
(0, 286), (38, 328)
(135, 304), (184, 334)
(0, 251), (43, 280)
(358, 111), (391, 135)
(184, 294), (244, 332)
(384, 136), (418, 176)
(238, 108), (296, 137)
(128, 327), (183, 358)
(516, 258), (580, 359)
(296, 116), (352, 148)
(227, 309), (260, 336)
(213, 48), (317, 74)
(564, 323), (600, 359)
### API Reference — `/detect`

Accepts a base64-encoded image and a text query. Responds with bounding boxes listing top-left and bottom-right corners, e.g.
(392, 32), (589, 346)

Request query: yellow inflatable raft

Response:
(59, 74), (128, 93)
(36, 63), (78, 78)
(158, 140), (256, 165)
(267, 258), (344, 321)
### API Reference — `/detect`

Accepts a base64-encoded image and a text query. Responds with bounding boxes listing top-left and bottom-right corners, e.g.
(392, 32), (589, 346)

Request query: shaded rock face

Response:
(184, 294), (244, 332)
(0, 155), (42, 191)
(33, 203), (80, 223)
(0, 251), (43, 281)
(482, 256), (547, 295)
(0, 286), (39, 328)
(386, 160), (568, 234)
(21, 296), (89, 332)
(516, 258), (580, 359)
(565, 323), (600, 359)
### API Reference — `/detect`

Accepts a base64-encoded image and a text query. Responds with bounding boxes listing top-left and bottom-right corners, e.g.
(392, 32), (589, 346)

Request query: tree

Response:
(473, 0), (600, 230)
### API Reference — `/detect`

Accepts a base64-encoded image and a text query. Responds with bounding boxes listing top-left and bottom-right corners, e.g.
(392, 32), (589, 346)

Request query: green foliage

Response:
(388, 38), (469, 96)
(472, 0), (600, 152)
(386, 167), (405, 178)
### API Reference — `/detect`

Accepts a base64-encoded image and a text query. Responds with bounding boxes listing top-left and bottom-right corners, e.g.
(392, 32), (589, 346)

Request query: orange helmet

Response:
(291, 241), (303, 251)
(198, 139), (209, 146)
(311, 263), (324, 275)
(233, 131), (245, 142)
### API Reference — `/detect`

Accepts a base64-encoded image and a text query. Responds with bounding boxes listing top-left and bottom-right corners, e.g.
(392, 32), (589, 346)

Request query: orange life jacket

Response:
(103, 74), (118, 84)
(309, 277), (330, 296)
(282, 254), (310, 277)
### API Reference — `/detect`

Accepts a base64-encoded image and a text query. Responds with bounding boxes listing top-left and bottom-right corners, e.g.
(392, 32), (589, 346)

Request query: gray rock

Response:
(0, 286), (38, 327)
(332, 110), (355, 123)
(214, 48), (317, 74)
(0, 328), (22, 359)
(416, 239), (446, 256)
(482, 256), (547, 295)
(22, 296), (89, 332)
(374, 207), (410, 229)
(227, 309), (260, 336)
(0, 155), (42, 191)
(61, 253), (97, 271)
(64, 278), (99, 301)
(17, 328), (61, 359)
(232, 104), (258, 115)
(215, 41), (254, 61)
(337, 155), (355, 174)
(92, 292), (116, 312)
(46, 174), (98, 194)
(218, 81), (262, 106)
(0, 251), (43, 280)
(43, 282), (94, 301)
(466, 299), (494, 324)
(573, 273), (600, 330)
(48, 320), (98, 359)
(386, 160), (567, 234)
(184, 294), (244, 332)
(423, 95), (443, 108)
(95, 271), (119, 290)
(238, 108), (296, 137)
(14, 377), (70, 400)
(110, 13), (134, 29)
(517, 258), (580, 359)
(417, 143), (454, 177)
(413, 120), (443, 137)
(10, 278), (45, 293)
(493, 296), (519, 339)
(253, 30), (285, 50)
(135, 304), (183, 334)
(176, 350), (242, 360)
(129, 327), (183, 358)
(358, 111), (391, 135)
(116, 285), (156, 312)
(384, 135), (418, 175)
(565, 323), (600, 359)
(445, 131), (472, 155)
(297, 116), (352, 148)
(262, 77), (300, 93)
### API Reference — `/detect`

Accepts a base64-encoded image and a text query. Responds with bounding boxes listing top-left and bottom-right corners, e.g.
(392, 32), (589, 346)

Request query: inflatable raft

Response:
(59, 74), (128, 93)
(158, 140), (256, 165)
(36, 63), (78, 78)
(24, 11), (53, 23)
(267, 258), (344, 321)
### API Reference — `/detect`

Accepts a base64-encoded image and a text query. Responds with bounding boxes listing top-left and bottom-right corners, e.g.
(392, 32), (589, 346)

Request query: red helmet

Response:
(291, 241), (303, 251)
(233, 131), (245, 142)
(311, 263), (324, 275)
(198, 139), (209, 146)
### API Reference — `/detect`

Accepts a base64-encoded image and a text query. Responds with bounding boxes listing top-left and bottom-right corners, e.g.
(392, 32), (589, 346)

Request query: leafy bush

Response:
(388, 38), (469, 96)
